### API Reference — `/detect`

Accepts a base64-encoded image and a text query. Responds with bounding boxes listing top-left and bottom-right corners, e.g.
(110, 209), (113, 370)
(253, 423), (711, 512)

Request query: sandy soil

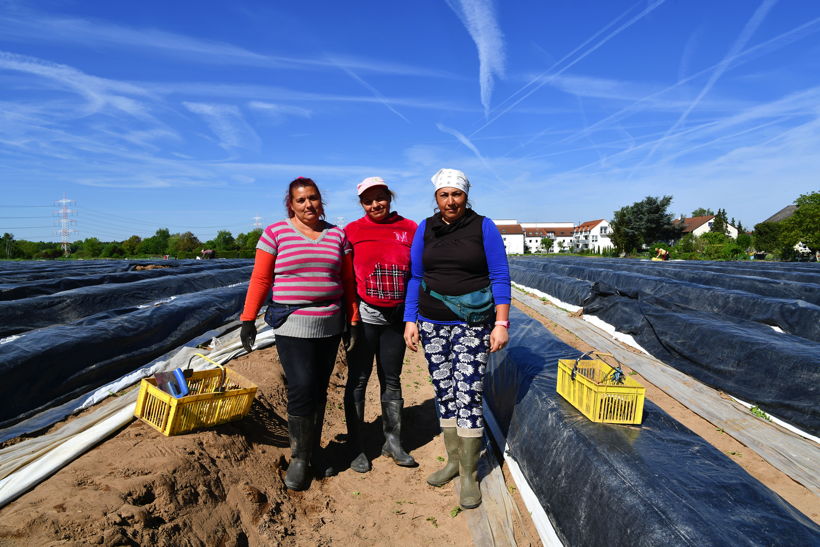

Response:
(0, 340), (540, 546)
(513, 298), (819, 524)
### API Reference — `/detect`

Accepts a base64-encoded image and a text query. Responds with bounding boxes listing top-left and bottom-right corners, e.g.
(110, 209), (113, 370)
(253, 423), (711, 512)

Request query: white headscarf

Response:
(431, 168), (470, 194)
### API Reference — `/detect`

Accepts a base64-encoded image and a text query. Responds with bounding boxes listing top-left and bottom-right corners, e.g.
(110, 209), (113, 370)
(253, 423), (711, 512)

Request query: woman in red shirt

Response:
(343, 177), (418, 473)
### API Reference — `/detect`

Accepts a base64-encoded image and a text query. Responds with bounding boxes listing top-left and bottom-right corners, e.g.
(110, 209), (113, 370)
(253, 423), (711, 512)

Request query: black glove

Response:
(240, 321), (257, 353)
(343, 323), (361, 353)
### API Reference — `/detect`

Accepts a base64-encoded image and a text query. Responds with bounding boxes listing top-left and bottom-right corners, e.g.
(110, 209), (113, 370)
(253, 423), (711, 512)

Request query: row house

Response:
(572, 219), (613, 253)
(520, 222), (575, 253)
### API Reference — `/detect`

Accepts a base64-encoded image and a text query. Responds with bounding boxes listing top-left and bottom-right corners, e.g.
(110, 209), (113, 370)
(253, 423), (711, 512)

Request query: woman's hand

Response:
(489, 325), (509, 353)
(403, 322), (419, 352)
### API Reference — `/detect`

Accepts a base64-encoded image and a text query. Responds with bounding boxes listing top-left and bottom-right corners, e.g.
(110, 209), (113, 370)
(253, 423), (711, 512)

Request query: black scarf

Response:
(430, 208), (478, 237)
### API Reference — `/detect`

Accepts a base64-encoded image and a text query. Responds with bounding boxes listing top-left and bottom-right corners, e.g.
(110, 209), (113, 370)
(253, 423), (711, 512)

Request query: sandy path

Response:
(0, 340), (489, 545)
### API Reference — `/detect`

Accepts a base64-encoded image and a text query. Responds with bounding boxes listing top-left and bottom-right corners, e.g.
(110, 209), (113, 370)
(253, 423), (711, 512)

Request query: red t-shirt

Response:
(344, 212), (417, 308)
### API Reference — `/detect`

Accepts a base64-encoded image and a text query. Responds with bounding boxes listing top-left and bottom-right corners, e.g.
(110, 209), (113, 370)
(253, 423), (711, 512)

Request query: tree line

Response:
(1, 228), (263, 260)
(609, 191), (818, 260)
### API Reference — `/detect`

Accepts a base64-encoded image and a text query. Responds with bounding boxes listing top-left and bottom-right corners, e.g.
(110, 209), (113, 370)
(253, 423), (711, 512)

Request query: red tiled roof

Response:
(673, 215), (714, 233)
(496, 224), (524, 235)
(522, 227), (573, 237)
(573, 219), (604, 233)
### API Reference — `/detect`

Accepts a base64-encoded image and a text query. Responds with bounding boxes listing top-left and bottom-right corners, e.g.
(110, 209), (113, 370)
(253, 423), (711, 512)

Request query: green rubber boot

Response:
(459, 436), (482, 509)
(426, 427), (460, 487)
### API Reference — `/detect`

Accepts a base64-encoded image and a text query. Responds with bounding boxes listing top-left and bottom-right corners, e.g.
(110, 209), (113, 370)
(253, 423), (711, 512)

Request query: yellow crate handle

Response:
(570, 351), (624, 384)
(188, 353), (227, 393)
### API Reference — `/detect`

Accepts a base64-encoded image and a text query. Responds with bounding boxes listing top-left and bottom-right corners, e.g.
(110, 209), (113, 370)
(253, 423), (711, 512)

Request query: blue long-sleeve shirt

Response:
(403, 215), (511, 324)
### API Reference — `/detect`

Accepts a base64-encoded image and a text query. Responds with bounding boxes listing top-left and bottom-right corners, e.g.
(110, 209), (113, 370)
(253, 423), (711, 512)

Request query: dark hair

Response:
(285, 177), (326, 220)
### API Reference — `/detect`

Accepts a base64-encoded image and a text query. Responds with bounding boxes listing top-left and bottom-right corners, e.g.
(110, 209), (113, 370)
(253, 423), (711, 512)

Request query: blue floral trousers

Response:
(419, 321), (491, 435)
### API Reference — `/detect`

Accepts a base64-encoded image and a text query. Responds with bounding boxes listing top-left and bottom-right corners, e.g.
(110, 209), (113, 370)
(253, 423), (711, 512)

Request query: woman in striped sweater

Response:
(240, 177), (359, 491)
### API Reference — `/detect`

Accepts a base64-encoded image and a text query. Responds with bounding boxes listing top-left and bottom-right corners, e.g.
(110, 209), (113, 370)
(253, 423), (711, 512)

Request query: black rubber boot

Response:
(284, 414), (313, 491)
(311, 401), (337, 478)
(459, 436), (482, 509)
(380, 399), (418, 467)
(345, 399), (371, 473)
(426, 427), (460, 486)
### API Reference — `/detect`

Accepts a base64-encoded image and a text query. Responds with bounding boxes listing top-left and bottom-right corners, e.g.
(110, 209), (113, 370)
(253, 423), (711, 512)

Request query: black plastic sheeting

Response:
(0, 266), (252, 337)
(0, 259), (255, 426)
(0, 259), (251, 301)
(510, 258), (820, 435)
(484, 307), (820, 546)
(0, 284), (247, 426)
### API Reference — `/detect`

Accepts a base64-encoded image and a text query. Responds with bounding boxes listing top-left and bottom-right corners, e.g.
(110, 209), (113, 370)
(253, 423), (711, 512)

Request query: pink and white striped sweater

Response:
(241, 219), (354, 338)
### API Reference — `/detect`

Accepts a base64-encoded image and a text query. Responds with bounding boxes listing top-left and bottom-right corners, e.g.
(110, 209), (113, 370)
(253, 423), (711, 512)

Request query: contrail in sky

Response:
(336, 65), (411, 124)
(641, 0), (778, 163)
(446, 0), (506, 118)
(470, 0), (668, 136)
(436, 122), (503, 183)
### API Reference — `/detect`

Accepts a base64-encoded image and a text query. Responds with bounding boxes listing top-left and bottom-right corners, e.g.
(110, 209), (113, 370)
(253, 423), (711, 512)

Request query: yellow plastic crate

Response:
(134, 365), (257, 436)
(557, 352), (645, 425)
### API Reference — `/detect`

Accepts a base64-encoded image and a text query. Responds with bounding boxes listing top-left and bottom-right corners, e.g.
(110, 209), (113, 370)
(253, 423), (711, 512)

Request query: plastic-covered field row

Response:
(509, 263), (820, 437)
(484, 307), (820, 546)
(0, 284), (247, 426)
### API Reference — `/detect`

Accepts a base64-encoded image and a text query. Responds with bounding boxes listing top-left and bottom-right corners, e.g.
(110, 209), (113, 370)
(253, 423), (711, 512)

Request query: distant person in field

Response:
(239, 177), (359, 491)
(655, 247), (669, 260)
(403, 168), (511, 510)
(343, 177), (418, 473)
(200, 249), (215, 259)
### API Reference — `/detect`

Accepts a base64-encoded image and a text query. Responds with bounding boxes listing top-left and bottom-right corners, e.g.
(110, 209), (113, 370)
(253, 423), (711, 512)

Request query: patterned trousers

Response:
(419, 321), (491, 436)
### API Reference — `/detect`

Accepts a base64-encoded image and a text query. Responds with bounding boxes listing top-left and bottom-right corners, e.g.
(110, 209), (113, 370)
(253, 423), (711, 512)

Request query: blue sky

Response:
(2, 0), (819, 242)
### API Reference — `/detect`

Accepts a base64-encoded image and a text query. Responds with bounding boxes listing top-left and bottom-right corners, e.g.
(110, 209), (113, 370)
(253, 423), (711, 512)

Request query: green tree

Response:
(779, 191), (820, 251)
(736, 232), (752, 250)
(101, 242), (125, 257)
(752, 222), (782, 253)
(138, 228), (170, 256)
(540, 237), (554, 253)
(2, 233), (20, 259)
(78, 237), (103, 258)
(167, 231), (201, 257)
(710, 208), (729, 235)
(122, 235), (142, 256)
(691, 207), (715, 217)
(611, 195), (681, 253)
(213, 230), (236, 251)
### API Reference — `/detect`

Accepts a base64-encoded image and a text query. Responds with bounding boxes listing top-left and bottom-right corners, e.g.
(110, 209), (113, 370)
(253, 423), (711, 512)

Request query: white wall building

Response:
(493, 219), (525, 254)
(520, 222), (575, 253)
(572, 219), (614, 253)
(675, 215), (739, 239)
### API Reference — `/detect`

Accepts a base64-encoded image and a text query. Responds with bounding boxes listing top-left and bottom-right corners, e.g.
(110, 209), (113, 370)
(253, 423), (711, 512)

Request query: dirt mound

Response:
(134, 264), (170, 270)
(0, 345), (479, 545)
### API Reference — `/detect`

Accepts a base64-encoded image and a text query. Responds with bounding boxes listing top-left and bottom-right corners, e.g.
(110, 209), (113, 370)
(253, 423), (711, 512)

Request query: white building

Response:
(520, 222), (575, 253)
(572, 219), (614, 253)
(674, 215), (739, 239)
(493, 219), (525, 254)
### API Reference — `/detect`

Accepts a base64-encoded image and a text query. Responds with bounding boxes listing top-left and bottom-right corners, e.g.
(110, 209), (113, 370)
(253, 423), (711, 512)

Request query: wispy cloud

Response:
(643, 0), (779, 162)
(0, 50), (151, 118)
(436, 122), (503, 183)
(248, 101), (312, 122)
(561, 15), (820, 146)
(472, 0), (668, 135)
(182, 102), (260, 151)
(0, 12), (457, 79)
(336, 66), (410, 123)
(446, 0), (506, 116)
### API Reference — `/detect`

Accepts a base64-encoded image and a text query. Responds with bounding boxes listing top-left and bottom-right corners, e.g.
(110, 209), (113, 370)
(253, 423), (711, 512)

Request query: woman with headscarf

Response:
(240, 176), (359, 491)
(403, 168), (511, 509)
(343, 177), (418, 473)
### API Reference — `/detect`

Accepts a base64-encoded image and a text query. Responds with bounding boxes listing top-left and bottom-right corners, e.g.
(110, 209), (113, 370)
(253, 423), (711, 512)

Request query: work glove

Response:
(240, 320), (257, 353)
(343, 323), (361, 353)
